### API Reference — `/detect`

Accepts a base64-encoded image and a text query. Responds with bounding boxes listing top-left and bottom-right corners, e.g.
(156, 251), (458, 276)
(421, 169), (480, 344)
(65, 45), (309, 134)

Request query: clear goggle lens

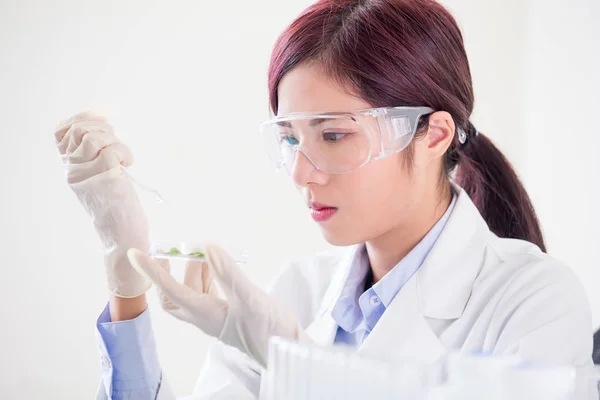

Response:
(261, 115), (373, 175)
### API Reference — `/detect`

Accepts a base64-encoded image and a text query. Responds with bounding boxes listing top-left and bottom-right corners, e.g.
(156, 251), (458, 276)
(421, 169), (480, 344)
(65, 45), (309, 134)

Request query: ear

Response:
(424, 111), (455, 159)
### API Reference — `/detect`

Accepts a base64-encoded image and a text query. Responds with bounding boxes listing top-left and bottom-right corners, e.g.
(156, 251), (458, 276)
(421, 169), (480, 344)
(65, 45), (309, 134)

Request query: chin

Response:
(319, 227), (363, 247)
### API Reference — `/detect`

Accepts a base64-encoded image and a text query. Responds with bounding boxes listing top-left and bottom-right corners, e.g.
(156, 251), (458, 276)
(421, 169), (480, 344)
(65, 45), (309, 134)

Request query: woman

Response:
(55, 0), (592, 399)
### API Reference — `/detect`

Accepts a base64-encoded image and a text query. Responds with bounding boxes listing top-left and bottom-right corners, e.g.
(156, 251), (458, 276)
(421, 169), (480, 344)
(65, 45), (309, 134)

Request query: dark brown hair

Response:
(268, 0), (546, 251)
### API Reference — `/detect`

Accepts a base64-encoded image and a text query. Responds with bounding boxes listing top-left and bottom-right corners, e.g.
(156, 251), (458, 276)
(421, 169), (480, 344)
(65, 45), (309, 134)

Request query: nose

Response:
(291, 149), (329, 187)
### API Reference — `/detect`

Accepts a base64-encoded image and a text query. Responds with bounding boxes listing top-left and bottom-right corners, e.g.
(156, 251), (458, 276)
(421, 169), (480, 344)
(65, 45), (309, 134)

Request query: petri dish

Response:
(150, 240), (248, 264)
(123, 166), (249, 264)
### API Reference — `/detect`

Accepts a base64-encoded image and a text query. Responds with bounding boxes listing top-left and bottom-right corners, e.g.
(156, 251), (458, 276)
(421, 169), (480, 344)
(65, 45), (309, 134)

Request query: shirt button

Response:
(370, 296), (381, 306)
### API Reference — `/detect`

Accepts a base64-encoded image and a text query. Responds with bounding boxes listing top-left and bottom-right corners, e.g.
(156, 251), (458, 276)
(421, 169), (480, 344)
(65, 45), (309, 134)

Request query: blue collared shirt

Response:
(96, 303), (162, 399)
(333, 195), (457, 346)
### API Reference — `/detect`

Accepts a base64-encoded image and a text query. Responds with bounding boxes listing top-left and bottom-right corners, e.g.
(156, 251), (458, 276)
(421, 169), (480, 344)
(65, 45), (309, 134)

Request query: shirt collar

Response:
(331, 194), (457, 333)
(372, 194), (457, 307)
(330, 244), (370, 332)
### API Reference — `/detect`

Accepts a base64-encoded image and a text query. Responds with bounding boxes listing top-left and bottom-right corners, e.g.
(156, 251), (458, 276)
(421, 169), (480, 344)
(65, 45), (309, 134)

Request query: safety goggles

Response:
(260, 106), (434, 175)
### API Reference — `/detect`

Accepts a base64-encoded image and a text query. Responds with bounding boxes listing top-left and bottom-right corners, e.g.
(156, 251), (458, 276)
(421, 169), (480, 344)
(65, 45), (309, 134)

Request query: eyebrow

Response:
(275, 118), (330, 128)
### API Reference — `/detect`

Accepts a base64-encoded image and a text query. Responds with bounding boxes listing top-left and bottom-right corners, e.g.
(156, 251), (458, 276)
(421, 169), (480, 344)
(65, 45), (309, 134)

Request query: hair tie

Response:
(458, 121), (478, 145)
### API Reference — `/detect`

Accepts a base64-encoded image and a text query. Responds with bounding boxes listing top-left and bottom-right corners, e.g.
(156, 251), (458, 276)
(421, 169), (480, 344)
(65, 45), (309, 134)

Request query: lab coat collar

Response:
(416, 185), (489, 319)
(357, 187), (489, 363)
(305, 244), (361, 346)
(305, 186), (490, 352)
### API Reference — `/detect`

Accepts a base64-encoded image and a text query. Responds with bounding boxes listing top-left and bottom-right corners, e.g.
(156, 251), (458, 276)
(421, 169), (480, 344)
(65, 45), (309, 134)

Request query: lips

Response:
(310, 202), (334, 211)
(309, 202), (338, 222)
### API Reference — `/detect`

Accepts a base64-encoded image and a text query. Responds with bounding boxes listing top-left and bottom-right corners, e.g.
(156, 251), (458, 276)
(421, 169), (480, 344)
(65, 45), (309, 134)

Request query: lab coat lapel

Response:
(305, 246), (360, 346)
(358, 186), (490, 364)
(416, 185), (488, 319)
(357, 276), (446, 364)
(304, 309), (339, 347)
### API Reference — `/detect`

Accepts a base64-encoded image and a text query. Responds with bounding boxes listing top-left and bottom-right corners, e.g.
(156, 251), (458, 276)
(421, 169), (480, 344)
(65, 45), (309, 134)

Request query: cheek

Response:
(325, 155), (415, 243)
(353, 156), (413, 213)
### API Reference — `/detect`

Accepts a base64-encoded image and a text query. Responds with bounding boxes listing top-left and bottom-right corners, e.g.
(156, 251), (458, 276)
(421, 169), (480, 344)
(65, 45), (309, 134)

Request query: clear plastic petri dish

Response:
(124, 167), (249, 265)
(150, 241), (249, 264)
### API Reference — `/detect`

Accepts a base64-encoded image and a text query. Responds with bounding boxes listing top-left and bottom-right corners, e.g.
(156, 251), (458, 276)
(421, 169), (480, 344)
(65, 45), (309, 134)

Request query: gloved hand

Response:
(55, 111), (151, 298)
(127, 243), (307, 368)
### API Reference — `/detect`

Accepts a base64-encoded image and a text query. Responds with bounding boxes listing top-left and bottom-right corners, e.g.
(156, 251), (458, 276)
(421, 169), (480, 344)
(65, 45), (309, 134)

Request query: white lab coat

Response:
(96, 187), (593, 399)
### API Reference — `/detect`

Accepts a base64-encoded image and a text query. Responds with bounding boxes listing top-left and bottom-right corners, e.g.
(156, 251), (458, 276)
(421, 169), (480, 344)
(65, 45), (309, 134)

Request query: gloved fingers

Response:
(64, 130), (124, 165)
(101, 142), (134, 168)
(130, 249), (227, 333)
(153, 257), (179, 311)
(64, 121), (101, 154)
(57, 130), (70, 155)
(127, 248), (199, 308)
(64, 122), (115, 156)
(205, 243), (255, 301)
(167, 294), (228, 337)
(55, 112), (108, 150)
(66, 143), (133, 184)
(184, 260), (218, 295)
(57, 126), (73, 156)
(183, 260), (202, 291)
(203, 260), (218, 296)
(55, 111), (107, 132)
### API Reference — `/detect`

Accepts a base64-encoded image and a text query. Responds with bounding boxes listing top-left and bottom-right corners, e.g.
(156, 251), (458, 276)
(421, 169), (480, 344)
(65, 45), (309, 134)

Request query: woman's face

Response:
(277, 64), (447, 246)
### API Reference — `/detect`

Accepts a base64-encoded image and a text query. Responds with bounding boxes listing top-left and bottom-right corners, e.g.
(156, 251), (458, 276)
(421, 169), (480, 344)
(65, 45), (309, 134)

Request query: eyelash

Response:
(323, 132), (348, 142)
(279, 131), (350, 145)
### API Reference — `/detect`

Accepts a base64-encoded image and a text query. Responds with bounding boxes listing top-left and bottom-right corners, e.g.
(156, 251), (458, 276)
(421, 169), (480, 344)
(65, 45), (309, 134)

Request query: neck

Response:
(366, 186), (452, 283)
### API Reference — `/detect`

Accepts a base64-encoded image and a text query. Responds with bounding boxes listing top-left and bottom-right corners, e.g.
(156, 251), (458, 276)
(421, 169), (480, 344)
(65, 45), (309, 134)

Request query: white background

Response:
(0, 0), (598, 398)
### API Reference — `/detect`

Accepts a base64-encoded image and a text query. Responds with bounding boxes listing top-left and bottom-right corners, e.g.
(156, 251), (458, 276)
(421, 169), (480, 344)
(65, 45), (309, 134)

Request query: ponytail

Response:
(453, 127), (546, 252)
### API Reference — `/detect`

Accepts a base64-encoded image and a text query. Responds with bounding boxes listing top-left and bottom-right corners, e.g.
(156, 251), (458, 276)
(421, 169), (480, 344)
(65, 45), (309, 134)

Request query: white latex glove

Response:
(55, 111), (151, 298)
(127, 243), (307, 368)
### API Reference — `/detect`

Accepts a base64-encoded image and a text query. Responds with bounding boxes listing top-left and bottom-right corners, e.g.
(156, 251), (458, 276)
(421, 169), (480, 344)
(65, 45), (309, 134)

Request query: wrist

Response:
(109, 293), (148, 321)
